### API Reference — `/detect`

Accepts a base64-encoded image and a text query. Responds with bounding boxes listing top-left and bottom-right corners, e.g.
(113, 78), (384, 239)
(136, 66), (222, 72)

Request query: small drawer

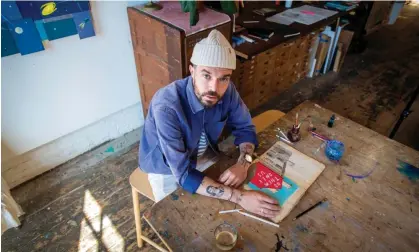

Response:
(239, 79), (255, 97)
(242, 94), (255, 110)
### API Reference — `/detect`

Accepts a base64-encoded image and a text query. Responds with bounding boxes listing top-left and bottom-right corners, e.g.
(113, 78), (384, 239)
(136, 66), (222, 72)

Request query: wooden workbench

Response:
(145, 101), (419, 251)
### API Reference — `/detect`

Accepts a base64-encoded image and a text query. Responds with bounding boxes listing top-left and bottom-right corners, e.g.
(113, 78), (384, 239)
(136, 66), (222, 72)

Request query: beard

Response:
(192, 77), (221, 108)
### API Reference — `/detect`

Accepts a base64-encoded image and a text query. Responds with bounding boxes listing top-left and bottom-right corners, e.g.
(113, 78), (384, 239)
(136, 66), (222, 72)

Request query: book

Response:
(324, 2), (358, 12)
(244, 141), (326, 222)
(247, 28), (274, 39)
(253, 8), (278, 17)
(275, 5), (338, 26)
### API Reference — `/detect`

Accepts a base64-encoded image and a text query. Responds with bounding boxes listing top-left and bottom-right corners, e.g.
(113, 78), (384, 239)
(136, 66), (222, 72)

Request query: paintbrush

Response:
(310, 131), (330, 141)
(293, 198), (327, 221)
(277, 135), (293, 145)
(276, 128), (290, 141)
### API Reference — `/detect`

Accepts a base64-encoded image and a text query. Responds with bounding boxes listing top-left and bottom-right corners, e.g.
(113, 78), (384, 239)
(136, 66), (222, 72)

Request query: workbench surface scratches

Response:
(149, 101), (419, 252)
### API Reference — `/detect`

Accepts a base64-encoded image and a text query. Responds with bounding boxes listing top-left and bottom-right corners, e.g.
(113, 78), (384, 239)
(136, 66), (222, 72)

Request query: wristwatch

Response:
(244, 153), (253, 164)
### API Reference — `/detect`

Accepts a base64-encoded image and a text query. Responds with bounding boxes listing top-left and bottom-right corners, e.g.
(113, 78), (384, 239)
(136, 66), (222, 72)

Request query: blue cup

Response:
(325, 140), (345, 161)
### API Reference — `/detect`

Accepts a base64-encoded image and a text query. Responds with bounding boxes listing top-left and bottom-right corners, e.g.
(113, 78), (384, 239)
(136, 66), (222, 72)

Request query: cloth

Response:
(197, 129), (209, 157)
(190, 30), (236, 70)
(148, 173), (179, 202)
(139, 76), (257, 194)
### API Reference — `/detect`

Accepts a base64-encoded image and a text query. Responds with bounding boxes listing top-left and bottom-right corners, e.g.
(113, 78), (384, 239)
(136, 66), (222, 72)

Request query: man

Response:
(139, 30), (280, 218)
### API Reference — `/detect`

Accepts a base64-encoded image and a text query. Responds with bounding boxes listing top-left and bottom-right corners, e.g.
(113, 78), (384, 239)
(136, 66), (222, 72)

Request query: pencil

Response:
(293, 198), (327, 221)
(219, 209), (242, 214)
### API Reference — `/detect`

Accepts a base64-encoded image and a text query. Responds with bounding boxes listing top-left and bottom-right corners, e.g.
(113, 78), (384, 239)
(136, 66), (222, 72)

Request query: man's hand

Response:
(218, 142), (255, 188)
(218, 162), (249, 188)
(233, 190), (280, 218)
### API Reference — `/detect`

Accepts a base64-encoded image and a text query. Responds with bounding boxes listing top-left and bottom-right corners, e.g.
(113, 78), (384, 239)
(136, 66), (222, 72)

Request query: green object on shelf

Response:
(180, 0), (198, 26)
(180, 1), (237, 26)
(220, 1), (237, 15)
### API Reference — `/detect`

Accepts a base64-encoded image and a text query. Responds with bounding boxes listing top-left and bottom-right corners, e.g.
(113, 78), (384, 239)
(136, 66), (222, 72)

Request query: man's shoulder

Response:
(151, 77), (188, 111)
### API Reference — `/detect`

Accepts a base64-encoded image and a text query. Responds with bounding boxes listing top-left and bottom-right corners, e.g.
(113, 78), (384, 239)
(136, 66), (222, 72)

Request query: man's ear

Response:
(189, 64), (194, 75)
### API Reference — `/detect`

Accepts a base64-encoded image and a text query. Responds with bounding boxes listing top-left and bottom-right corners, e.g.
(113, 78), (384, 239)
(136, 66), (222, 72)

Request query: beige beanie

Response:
(190, 30), (236, 70)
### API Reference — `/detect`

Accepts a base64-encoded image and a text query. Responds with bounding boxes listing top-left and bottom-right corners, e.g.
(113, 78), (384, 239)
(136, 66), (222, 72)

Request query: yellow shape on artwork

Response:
(41, 2), (57, 16)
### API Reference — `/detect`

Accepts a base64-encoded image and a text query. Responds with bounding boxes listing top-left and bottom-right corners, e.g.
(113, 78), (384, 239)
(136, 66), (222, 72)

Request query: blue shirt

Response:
(138, 76), (258, 194)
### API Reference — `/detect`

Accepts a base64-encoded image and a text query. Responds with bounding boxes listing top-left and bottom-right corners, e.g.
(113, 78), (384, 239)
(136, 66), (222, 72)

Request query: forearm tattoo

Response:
(237, 191), (243, 204)
(206, 186), (225, 197)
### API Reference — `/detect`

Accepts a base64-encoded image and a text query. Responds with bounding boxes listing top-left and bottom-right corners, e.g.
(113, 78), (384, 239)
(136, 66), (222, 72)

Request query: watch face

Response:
(245, 154), (253, 163)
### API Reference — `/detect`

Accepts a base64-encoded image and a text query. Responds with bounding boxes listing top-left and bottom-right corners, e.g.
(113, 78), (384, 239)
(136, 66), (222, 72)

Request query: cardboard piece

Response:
(10, 18), (44, 55)
(72, 11), (95, 39)
(1, 23), (19, 57)
(250, 162), (283, 189)
(244, 141), (326, 222)
(16, 1), (44, 20)
(337, 30), (354, 71)
(314, 33), (330, 76)
(34, 20), (48, 41)
(44, 18), (77, 40)
(1, 1), (22, 21)
(17, 1), (90, 20)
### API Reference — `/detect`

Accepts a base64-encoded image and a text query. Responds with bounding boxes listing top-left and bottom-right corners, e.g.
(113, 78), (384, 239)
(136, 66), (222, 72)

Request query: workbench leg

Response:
(132, 187), (143, 248)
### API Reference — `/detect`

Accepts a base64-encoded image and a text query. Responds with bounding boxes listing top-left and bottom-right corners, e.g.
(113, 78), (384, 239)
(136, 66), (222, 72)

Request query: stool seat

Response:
(129, 168), (155, 202)
(252, 110), (285, 133)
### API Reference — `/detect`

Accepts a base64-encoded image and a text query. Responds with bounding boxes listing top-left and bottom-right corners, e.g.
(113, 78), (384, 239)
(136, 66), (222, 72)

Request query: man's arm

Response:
(217, 84), (259, 187)
(196, 176), (281, 218)
(154, 106), (280, 217)
(226, 83), (258, 147)
(154, 106), (204, 193)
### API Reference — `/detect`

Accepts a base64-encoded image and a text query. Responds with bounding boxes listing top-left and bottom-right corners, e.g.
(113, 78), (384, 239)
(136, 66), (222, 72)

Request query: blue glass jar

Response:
(325, 140), (345, 161)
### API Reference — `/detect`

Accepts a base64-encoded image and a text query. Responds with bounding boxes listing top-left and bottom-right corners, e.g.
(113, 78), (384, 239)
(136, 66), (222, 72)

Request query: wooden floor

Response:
(2, 4), (419, 252)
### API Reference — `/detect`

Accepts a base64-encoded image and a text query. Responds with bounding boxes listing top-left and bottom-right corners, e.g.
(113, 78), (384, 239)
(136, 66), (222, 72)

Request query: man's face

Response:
(189, 65), (233, 108)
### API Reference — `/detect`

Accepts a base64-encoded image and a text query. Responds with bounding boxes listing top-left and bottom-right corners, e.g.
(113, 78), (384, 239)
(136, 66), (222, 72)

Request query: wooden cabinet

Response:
(232, 32), (316, 110)
(127, 2), (232, 117)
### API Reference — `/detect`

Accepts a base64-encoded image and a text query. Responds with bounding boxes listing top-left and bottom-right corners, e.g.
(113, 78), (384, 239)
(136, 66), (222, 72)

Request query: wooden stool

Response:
(129, 168), (172, 251)
(129, 109), (285, 250)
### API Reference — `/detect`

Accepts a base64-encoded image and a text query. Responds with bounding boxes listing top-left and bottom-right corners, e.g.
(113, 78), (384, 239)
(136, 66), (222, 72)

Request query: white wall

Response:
(1, 1), (144, 162)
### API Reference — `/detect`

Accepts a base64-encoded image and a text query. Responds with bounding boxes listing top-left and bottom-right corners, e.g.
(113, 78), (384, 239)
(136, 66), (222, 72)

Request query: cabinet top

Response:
(134, 1), (230, 37)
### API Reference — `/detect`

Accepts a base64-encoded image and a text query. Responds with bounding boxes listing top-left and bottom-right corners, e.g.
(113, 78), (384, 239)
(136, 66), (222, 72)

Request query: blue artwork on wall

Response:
(1, 1), (95, 57)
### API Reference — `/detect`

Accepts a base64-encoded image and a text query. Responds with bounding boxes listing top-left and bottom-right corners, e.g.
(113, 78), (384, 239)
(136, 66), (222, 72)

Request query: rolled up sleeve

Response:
(226, 84), (258, 147)
(154, 106), (204, 193)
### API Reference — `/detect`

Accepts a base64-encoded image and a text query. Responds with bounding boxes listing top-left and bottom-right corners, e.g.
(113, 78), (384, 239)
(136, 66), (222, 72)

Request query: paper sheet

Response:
(271, 5), (338, 26)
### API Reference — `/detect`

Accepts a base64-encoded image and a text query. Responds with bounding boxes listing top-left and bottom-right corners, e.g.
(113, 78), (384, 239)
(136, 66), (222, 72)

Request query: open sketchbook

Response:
(244, 141), (326, 222)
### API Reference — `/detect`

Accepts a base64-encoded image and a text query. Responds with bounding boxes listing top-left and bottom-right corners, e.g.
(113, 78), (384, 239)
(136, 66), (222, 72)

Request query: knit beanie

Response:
(190, 30), (236, 70)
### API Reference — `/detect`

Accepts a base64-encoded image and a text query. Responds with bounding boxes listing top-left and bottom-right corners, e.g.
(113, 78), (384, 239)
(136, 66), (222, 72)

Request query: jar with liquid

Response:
(214, 223), (238, 251)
